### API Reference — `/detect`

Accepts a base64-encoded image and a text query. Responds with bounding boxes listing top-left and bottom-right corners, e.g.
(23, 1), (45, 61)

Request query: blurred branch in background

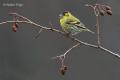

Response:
(0, 3), (119, 76)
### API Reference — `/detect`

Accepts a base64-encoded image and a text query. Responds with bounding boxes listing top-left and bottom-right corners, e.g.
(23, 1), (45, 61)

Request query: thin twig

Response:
(9, 13), (32, 22)
(96, 15), (100, 46)
(52, 43), (80, 59)
(63, 43), (80, 56)
(34, 28), (43, 39)
(99, 46), (120, 58)
(95, 4), (101, 46)
(85, 4), (100, 46)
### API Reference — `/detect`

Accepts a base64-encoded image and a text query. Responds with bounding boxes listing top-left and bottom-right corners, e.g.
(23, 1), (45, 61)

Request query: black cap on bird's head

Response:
(59, 11), (70, 18)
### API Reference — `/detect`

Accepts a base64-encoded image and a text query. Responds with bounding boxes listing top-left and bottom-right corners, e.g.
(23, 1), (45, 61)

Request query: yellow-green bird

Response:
(59, 11), (94, 35)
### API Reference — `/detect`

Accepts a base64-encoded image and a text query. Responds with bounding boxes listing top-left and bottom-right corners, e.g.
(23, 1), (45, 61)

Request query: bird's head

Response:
(59, 11), (72, 19)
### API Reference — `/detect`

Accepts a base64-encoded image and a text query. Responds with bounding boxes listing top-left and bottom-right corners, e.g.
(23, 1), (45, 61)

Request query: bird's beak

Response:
(59, 14), (63, 18)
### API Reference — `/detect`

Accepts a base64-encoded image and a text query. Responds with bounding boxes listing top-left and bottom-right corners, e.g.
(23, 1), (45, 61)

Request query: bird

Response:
(59, 11), (94, 35)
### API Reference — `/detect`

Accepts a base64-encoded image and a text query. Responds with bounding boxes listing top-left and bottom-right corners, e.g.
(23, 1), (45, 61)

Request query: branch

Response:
(0, 13), (119, 59)
(85, 4), (112, 46)
(9, 13), (32, 22)
(52, 43), (80, 60)
(96, 15), (100, 46)
(85, 4), (100, 46)
(34, 28), (43, 39)
(99, 46), (120, 58)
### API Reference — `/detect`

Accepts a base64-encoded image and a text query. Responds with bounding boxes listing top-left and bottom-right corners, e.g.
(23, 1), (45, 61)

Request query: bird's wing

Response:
(76, 22), (86, 29)
(66, 19), (86, 29)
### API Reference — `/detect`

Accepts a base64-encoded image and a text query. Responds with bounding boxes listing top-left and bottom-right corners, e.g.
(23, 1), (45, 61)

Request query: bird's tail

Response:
(86, 29), (94, 34)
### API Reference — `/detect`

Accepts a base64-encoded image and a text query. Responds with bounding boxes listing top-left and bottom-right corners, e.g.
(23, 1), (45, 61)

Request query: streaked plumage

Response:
(59, 11), (94, 35)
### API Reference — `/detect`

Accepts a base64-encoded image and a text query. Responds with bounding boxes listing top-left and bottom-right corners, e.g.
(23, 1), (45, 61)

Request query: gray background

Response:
(0, 0), (120, 80)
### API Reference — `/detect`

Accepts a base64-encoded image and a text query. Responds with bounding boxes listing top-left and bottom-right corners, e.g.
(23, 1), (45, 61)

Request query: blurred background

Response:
(0, 0), (120, 80)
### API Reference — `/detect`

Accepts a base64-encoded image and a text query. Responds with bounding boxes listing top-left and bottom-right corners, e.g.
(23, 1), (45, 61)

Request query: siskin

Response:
(59, 11), (94, 35)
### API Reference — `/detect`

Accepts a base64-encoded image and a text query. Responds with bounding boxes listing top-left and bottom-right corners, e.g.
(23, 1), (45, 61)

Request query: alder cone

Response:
(63, 65), (68, 70)
(12, 22), (18, 32)
(12, 26), (17, 32)
(106, 10), (112, 15)
(105, 5), (111, 10)
(59, 68), (66, 75)
(15, 22), (19, 28)
(99, 10), (105, 16)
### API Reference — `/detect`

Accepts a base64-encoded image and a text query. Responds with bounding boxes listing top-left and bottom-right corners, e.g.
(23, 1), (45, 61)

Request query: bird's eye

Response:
(62, 11), (68, 16)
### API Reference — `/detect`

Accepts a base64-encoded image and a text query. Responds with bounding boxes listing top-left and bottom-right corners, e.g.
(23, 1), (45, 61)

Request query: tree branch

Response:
(0, 13), (119, 59)
(52, 43), (80, 60)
